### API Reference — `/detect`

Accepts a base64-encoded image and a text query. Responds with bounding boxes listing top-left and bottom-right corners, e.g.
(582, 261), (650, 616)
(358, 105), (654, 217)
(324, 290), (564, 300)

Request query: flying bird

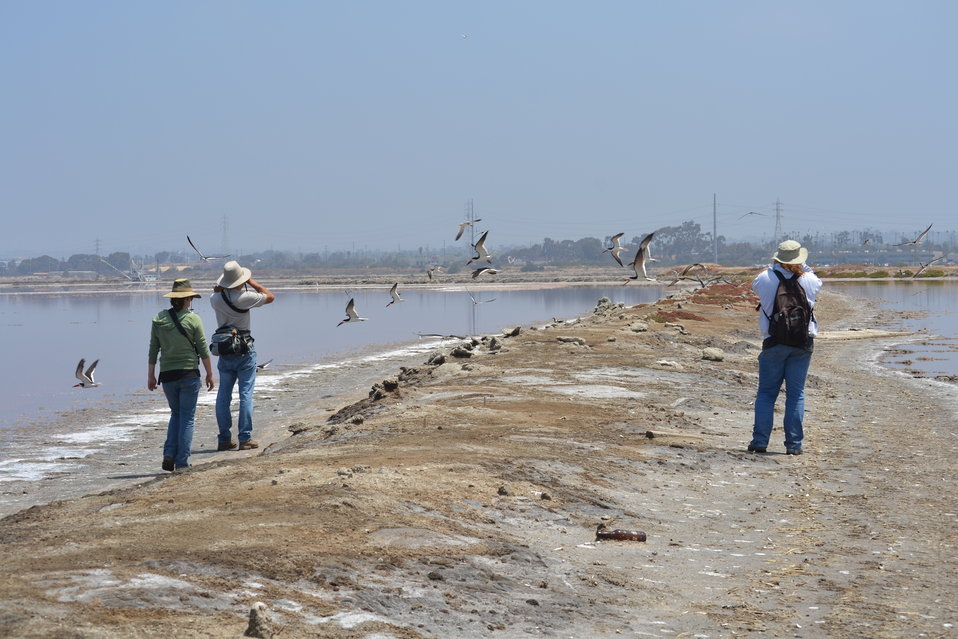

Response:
(187, 235), (230, 261)
(256, 359), (273, 370)
(895, 223), (933, 246)
(471, 266), (498, 278)
(455, 219), (482, 241)
(337, 298), (367, 326)
(624, 233), (655, 283)
(386, 283), (404, 307)
(738, 211), (766, 220)
(602, 233), (627, 267)
(679, 263), (708, 276)
(467, 290), (496, 305)
(912, 256), (945, 278)
(862, 239), (871, 246)
(74, 358), (101, 388)
(467, 230), (493, 264)
(426, 265), (443, 280)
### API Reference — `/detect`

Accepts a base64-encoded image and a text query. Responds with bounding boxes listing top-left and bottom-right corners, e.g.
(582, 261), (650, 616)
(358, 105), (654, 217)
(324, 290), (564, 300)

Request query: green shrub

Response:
(868, 270), (889, 278)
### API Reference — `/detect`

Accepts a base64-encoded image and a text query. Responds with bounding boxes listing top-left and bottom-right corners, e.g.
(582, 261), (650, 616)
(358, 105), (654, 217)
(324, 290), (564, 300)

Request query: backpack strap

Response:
(168, 309), (199, 357)
(768, 268), (815, 323)
(220, 289), (249, 314)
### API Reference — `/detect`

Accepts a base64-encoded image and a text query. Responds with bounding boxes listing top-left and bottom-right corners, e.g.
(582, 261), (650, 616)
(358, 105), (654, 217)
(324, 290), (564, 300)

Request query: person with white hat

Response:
(210, 260), (275, 451)
(748, 240), (823, 456)
(148, 279), (215, 472)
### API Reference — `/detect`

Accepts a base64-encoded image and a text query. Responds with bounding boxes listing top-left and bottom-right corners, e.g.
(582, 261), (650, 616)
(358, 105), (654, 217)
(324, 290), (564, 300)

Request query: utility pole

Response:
(712, 193), (718, 264)
(221, 216), (230, 257)
(94, 238), (101, 280)
(773, 198), (783, 246)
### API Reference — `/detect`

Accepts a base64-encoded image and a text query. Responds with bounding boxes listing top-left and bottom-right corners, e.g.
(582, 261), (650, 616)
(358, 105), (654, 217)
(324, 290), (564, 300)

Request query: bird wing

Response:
(345, 298), (359, 320)
(85, 359), (99, 382)
(610, 249), (624, 267)
(915, 223), (933, 243)
(455, 222), (469, 241)
(187, 235), (205, 258)
(389, 283), (399, 299)
(610, 233), (624, 250)
(473, 230), (489, 256)
(75, 359), (86, 381)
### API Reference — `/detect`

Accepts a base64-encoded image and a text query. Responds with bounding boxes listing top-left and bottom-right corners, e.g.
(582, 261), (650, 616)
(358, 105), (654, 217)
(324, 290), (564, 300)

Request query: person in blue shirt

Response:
(749, 240), (823, 456)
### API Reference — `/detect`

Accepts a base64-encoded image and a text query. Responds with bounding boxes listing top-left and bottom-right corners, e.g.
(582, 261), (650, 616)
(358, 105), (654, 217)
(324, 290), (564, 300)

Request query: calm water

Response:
(0, 285), (666, 433)
(828, 280), (958, 377)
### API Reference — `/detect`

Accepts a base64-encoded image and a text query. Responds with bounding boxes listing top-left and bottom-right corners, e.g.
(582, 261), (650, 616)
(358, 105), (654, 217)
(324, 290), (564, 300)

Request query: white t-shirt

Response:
(210, 288), (268, 331)
(752, 263), (823, 340)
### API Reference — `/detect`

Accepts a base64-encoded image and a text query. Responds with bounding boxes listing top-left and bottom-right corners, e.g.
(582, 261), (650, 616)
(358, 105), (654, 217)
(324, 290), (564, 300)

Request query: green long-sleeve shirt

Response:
(149, 309), (211, 371)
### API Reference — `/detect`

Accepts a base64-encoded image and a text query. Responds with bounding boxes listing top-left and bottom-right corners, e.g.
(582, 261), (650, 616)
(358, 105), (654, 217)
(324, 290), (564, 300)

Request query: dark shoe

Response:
(786, 448), (803, 456)
(218, 439), (238, 451)
(238, 440), (259, 450)
(162, 457), (174, 472)
(747, 444), (767, 453)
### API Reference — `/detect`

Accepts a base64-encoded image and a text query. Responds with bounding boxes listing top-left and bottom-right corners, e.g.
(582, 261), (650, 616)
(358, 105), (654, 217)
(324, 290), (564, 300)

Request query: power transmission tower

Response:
(221, 216), (230, 257)
(464, 198), (478, 246)
(773, 198), (783, 246)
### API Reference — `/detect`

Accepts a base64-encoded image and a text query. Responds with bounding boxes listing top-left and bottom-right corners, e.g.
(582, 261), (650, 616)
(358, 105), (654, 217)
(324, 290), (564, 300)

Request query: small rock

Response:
(607, 336), (616, 342)
(497, 485), (510, 496)
(427, 571), (444, 581)
(451, 346), (473, 358)
(350, 415), (364, 425)
(629, 321), (650, 333)
(382, 378), (399, 391)
(556, 336), (586, 346)
(526, 598), (540, 606)
(645, 430), (655, 439)
(487, 336), (502, 351)
(664, 322), (686, 331)
(336, 467), (353, 477)
(540, 492), (552, 501)
(702, 347), (725, 362)
(427, 351), (446, 366)
(504, 326), (521, 337)
(244, 602), (273, 638)
(655, 359), (682, 369)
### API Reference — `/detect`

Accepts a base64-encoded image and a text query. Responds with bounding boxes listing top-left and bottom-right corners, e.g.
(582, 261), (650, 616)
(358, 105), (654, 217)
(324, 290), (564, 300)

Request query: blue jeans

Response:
(216, 348), (257, 444)
(751, 344), (813, 451)
(162, 376), (201, 469)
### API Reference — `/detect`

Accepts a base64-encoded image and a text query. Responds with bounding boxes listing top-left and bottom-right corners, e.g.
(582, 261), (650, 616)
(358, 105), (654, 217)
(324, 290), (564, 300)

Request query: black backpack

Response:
(765, 269), (813, 347)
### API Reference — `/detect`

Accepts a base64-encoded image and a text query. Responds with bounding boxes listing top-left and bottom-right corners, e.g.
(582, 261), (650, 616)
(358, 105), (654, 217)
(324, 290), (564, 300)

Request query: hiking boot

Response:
(238, 440), (259, 450)
(162, 457), (174, 472)
(786, 448), (803, 456)
(217, 439), (238, 451)
(747, 445), (767, 453)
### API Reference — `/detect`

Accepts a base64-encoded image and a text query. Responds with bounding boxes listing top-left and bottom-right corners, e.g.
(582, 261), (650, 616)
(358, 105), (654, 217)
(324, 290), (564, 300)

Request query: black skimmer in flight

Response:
(337, 298), (367, 326)
(895, 223), (933, 246)
(471, 266), (498, 278)
(602, 233), (627, 267)
(624, 232), (655, 283)
(386, 283), (404, 307)
(913, 256), (944, 278)
(426, 265), (443, 280)
(738, 211), (766, 220)
(467, 290), (496, 305)
(187, 235), (230, 261)
(256, 359), (273, 370)
(455, 219), (482, 241)
(467, 230), (493, 264)
(74, 358), (101, 388)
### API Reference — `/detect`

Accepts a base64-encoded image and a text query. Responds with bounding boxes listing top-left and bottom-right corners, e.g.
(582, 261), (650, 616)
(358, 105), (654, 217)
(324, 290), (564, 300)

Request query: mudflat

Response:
(1, 282), (955, 638)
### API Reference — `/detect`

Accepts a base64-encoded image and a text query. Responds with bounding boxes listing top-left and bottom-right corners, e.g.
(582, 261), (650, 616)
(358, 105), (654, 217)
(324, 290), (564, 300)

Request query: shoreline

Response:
(1, 283), (957, 637)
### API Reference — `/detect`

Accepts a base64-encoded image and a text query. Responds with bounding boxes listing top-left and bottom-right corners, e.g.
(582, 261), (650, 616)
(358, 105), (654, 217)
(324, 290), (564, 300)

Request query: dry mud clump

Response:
(1, 282), (957, 638)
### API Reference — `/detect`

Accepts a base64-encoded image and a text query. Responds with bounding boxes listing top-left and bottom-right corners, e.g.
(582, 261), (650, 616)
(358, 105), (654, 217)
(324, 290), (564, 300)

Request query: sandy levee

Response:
(1, 282), (956, 638)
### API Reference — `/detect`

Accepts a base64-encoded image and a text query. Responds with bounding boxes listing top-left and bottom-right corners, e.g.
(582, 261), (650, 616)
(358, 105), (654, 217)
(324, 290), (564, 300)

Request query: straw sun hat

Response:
(772, 240), (808, 265)
(163, 278), (202, 299)
(217, 260), (252, 289)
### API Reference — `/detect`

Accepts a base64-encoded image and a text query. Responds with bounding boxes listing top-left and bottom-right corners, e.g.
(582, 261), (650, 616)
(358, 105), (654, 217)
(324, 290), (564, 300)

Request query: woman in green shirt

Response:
(148, 279), (215, 472)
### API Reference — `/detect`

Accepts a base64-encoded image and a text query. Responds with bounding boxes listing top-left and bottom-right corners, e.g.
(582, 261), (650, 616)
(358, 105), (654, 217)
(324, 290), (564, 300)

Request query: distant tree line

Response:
(3, 222), (954, 277)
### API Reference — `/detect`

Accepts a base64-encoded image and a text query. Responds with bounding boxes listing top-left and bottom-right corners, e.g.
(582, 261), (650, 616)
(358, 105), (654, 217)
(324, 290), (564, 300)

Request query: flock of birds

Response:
(73, 221), (942, 387)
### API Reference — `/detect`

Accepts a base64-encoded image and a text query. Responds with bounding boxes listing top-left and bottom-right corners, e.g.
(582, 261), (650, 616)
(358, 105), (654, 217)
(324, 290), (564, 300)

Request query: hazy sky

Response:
(2, 1), (955, 258)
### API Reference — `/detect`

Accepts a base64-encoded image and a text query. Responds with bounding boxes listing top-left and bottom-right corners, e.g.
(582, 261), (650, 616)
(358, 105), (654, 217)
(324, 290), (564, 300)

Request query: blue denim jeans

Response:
(162, 376), (201, 469)
(751, 343), (813, 451)
(216, 348), (257, 444)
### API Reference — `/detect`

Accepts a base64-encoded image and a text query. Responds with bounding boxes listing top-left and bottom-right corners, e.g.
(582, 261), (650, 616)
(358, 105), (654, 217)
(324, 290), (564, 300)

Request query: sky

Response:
(1, 1), (955, 259)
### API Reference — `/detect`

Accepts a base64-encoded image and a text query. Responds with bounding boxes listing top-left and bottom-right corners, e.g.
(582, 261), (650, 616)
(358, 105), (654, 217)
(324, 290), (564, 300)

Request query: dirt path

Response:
(1, 283), (955, 638)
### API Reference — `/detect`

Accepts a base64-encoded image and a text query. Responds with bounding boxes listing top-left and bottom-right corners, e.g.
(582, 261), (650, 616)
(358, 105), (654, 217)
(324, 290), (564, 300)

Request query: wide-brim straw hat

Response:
(163, 278), (202, 298)
(217, 260), (252, 289)
(773, 240), (808, 265)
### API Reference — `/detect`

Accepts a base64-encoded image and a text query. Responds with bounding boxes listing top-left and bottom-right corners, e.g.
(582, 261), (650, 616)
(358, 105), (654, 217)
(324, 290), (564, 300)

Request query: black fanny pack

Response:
(210, 326), (253, 357)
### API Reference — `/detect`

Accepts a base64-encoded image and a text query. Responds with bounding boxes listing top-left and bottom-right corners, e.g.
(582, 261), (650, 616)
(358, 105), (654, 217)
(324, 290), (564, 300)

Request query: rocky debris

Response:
(497, 485), (510, 496)
(244, 602), (273, 639)
(607, 336), (616, 342)
(451, 345), (474, 358)
(504, 326), (522, 337)
(664, 322), (689, 335)
(628, 321), (650, 333)
(557, 336), (586, 346)
(702, 347), (725, 361)
(350, 415), (364, 425)
(487, 336), (502, 351)
(655, 359), (683, 370)
(426, 351), (446, 366)
(382, 378), (399, 392)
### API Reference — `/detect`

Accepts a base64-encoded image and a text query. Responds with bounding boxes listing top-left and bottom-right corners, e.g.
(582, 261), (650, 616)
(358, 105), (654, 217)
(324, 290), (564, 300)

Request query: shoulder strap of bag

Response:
(220, 290), (249, 314)
(168, 309), (199, 356)
(768, 269), (815, 322)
